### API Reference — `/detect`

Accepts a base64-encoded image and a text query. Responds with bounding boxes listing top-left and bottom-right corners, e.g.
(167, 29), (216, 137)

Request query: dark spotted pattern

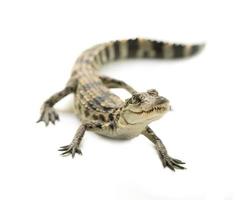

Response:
(98, 51), (104, 64)
(108, 113), (114, 121)
(84, 109), (90, 117)
(127, 38), (139, 58)
(95, 123), (102, 129)
(115, 114), (120, 120)
(113, 40), (120, 59)
(173, 44), (184, 58)
(102, 106), (115, 112)
(92, 114), (98, 120)
(86, 92), (116, 111)
(78, 104), (81, 110)
(99, 114), (106, 122)
(105, 46), (110, 61)
(87, 101), (98, 110)
(152, 40), (164, 58)
(109, 121), (117, 129)
(191, 45), (201, 55)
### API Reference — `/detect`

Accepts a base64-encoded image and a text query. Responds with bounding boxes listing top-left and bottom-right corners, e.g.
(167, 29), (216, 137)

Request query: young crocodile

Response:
(37, 38), (204, 171)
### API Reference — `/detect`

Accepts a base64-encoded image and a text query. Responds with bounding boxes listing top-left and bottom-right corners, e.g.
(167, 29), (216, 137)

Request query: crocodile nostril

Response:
(157, 97), (168, 104)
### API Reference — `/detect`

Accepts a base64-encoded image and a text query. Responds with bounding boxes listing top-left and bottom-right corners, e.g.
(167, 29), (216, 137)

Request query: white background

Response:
(0, 0), (237, 200)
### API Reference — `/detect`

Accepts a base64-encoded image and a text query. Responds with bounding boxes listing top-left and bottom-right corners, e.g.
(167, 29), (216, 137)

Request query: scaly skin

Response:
(37, 38), (204, 171)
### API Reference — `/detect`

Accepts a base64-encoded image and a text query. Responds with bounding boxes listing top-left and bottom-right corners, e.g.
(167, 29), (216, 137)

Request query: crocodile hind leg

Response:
(37, 82), (76, 126)
(142, 126), (186, 171)
(100, 75), (137, 95)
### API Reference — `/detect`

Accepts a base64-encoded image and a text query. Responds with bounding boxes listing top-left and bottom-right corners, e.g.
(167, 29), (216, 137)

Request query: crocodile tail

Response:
(110, 38), (205, 60)
(75, 38), (205, 70)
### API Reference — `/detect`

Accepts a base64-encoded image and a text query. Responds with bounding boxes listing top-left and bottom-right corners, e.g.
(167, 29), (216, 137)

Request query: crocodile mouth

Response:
(130, 104), (169, 115)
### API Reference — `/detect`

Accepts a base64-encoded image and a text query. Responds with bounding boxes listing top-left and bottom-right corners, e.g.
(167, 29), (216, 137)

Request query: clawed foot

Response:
(37, 105), (59, 126)
(159, 153), (186, 171)
(156, 142), (186, 171)
(58, 144), (82, 158)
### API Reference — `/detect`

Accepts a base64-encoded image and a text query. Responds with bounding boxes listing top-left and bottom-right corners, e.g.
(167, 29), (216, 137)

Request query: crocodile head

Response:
(121, 89), (171, 125)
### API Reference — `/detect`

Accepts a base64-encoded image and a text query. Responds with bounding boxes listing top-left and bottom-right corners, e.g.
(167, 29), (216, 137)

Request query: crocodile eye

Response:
(147, 89), (159, 96)
(131, 95), (141, 104)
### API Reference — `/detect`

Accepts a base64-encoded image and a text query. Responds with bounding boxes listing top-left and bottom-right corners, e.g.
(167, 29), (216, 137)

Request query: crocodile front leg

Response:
(142, 126), (186, 171)
(58, 123), (102, 158)
(58, 124), (87, 158)
(37, 84), (76, 126)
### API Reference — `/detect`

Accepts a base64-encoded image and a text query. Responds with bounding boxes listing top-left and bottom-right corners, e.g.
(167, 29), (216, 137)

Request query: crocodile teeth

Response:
(145, 106), (164, 113)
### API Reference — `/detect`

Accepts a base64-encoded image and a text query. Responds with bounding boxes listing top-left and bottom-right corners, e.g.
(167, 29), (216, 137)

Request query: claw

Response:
(71, 148), (76, 158)
(166, 161), (175, 171)
(59, 144), (82, 158)
(36, 111), (44, 123)
(37, 106), (59, 126)
(45, 120), (49, 127)
(163, 157), (186, 171)
(49, 115), (55, 125)
(76, 148), (82, 155)
(172, 158), (186, 165)
(159, 153), (167, 168)
(58, 148), (66, 151)
(55, 113), (60, 121)
(61, 150), (70, 156)
(60, 145), (69, 148)
(156, 147), (186, 171)
(171, 161), (186, 170)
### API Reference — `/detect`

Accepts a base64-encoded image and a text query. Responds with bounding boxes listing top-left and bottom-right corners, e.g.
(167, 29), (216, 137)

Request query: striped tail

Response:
(111, 38), (205, 60)
(76, 38), (205, 69)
